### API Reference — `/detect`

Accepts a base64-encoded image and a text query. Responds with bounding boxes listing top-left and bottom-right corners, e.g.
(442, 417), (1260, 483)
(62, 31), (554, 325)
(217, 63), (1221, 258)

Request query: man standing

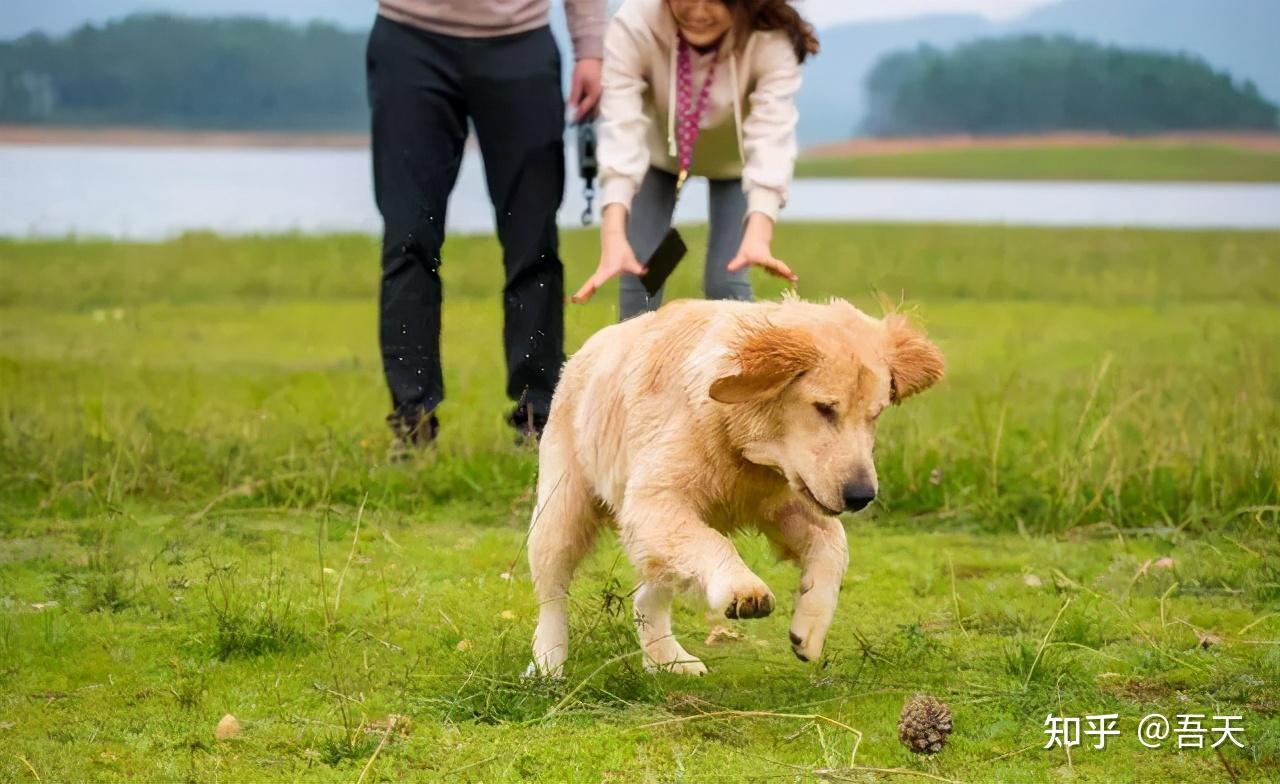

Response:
(367, 0), (604, 454)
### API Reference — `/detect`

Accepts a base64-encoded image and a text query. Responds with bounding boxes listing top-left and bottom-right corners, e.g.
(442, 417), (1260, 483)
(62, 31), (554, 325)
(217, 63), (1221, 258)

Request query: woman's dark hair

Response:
(728, 0), (819, 63)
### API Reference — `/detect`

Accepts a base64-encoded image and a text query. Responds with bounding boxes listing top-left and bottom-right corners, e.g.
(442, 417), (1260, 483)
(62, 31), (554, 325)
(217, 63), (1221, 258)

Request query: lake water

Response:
(2, 144), (1279, 239)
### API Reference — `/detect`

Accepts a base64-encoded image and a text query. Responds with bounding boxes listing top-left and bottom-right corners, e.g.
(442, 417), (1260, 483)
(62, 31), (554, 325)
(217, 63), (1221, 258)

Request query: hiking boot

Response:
(506, 403), (548, 446)
(386, 407), (439, 462)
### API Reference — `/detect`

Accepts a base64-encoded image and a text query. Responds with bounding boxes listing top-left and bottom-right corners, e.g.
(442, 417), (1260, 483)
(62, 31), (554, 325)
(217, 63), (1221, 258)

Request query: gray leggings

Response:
(619, 167), (752, 320)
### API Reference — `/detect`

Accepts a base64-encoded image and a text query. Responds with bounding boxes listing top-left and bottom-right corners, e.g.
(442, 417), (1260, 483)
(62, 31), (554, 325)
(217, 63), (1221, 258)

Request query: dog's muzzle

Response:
(841, 481), (876, 512)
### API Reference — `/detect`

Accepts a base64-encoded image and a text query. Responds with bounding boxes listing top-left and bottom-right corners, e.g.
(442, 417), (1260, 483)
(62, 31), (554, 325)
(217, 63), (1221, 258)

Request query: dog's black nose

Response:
(841, 482), (876, 512)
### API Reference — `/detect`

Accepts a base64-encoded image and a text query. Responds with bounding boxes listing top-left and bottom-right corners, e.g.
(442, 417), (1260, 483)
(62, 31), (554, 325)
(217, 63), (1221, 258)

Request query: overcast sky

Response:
(3, 0), (1063, 39)
(798, 0), (1058, 27)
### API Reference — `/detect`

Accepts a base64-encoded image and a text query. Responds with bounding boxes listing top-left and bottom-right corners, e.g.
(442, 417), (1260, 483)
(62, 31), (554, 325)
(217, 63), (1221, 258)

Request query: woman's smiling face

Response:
(667, 0), (733, 49)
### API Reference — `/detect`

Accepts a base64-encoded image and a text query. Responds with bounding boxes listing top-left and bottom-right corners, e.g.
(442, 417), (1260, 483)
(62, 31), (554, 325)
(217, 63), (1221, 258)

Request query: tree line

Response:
(2, 16), (1276, 136)
(862, 34), (1279, 136)
(0, 14), (368, 129)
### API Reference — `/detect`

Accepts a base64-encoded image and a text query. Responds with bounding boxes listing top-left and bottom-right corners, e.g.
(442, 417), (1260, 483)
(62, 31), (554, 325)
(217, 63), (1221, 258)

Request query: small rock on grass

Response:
(1198, 631), (1223, 649)
(215, 714), (240, 740)
(705, 625), (745, 646)
(365, 714), (411, 737)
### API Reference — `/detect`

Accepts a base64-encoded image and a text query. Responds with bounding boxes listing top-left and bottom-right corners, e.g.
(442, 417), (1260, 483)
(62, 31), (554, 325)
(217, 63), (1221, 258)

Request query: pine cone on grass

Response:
(898, 694), (952, 755)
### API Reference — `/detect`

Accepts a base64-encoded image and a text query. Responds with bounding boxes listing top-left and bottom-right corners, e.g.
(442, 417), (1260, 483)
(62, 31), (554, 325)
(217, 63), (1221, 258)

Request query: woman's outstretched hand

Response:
(725, 212), (797, 282)
(573, 204), (643, 303)
(572, 240), (644, 303)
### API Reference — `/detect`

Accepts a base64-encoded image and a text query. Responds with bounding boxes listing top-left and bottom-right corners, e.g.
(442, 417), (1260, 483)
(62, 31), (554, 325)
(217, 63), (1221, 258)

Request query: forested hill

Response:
(862, 35), (1278, 137)
(1, 15), (1277, 137)
(798, 0), (1279, 142)
(0, 14), (367, 130)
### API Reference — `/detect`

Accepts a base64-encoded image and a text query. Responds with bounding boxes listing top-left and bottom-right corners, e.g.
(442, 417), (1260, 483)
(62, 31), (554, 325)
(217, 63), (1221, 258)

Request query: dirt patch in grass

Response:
(1098, 675), (1176, 705)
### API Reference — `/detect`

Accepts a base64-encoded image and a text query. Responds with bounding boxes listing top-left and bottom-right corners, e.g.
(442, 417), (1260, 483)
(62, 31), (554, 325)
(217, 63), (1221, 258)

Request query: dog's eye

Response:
(813, 402), (838, 423)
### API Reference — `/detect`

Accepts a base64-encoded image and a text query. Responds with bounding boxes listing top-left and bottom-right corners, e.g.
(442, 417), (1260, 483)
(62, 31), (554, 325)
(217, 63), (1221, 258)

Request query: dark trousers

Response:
(366, 15), (566, 419)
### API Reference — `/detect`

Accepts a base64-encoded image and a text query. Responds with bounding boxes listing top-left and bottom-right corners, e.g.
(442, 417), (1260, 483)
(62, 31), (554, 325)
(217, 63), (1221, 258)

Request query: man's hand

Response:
(726, 212), (797, 282)
(568, 58), (603, 123)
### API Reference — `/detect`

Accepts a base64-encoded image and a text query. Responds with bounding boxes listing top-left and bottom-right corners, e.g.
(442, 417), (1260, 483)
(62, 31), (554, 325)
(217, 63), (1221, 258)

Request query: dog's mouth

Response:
(798, 480), (843, 517)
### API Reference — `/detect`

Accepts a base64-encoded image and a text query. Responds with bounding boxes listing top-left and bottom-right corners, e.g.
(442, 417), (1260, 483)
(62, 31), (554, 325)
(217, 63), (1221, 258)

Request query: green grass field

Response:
(1, 224), (1278, 781)
(796, 142), (1280, 182)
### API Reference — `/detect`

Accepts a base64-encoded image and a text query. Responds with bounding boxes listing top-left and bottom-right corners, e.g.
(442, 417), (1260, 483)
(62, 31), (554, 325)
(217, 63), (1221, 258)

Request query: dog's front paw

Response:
(727, 591), (774, 619)
(645, 655), (709, 677)
(788, 620), (828, 662)
(709, 575), (775, 620)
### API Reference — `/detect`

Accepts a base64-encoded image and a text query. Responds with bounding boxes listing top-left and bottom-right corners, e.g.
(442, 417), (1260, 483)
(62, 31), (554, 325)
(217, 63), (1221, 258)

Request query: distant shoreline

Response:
(796, 131), (1280, 183)
(0, 125), (371, 149)
(804, 131), (1280, 157)
(4, 125), (1279, 154)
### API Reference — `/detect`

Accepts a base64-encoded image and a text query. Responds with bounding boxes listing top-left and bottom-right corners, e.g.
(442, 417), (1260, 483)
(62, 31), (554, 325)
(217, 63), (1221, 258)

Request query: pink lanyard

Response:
(675, 35), (717, 195)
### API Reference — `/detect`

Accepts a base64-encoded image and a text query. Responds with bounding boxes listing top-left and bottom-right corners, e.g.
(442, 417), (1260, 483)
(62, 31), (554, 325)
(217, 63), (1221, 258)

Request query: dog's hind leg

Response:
(526, 456), (598, 679)
(634, 581), (706, 676)
(763, 501), (849, 663)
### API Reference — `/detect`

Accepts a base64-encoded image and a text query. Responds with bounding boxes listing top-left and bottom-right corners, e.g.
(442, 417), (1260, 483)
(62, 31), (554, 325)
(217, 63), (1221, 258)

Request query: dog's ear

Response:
(883, 314), (944, 404)
(710, 324), (820, 404)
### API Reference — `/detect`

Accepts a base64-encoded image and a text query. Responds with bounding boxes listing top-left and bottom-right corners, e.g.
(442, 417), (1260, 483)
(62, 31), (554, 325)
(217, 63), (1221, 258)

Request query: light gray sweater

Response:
(378, 0), (605, 60)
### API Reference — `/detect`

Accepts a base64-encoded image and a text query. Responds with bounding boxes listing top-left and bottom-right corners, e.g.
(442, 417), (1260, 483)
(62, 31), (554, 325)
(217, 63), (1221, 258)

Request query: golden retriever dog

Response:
(527, 296), (944, 677)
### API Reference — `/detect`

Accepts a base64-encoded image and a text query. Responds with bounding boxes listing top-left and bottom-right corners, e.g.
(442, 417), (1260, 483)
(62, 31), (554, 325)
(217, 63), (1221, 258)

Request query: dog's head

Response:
(709, 300), (944, 516)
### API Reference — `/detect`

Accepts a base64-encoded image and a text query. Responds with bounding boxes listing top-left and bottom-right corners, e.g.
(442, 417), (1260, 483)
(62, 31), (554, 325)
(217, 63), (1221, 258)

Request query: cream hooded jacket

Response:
(597, 0), (802, 221)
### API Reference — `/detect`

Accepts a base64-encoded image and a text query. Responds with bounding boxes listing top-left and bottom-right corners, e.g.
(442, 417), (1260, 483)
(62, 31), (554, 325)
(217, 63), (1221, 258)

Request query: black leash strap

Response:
(577, 122), (598, 226)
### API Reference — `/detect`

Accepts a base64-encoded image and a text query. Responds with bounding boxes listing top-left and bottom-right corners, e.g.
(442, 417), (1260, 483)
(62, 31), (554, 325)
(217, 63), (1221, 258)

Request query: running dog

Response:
(527, 296), (944, 676)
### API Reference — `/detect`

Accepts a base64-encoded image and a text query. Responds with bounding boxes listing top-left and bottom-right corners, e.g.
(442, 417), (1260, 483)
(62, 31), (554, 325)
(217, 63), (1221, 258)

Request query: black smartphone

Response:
(640, 228), (687, 297)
